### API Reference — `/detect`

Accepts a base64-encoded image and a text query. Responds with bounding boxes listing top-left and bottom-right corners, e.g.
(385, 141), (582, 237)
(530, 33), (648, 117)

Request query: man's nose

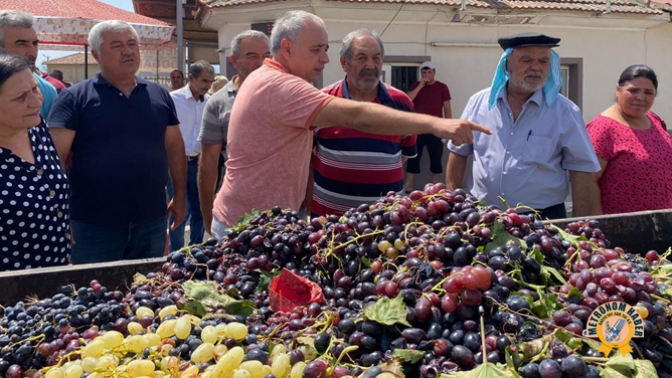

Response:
(320, 50), (329, 64)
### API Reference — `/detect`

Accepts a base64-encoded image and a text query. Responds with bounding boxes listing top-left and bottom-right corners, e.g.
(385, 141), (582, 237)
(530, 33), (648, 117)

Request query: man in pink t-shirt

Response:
(210, 11), (491, 236)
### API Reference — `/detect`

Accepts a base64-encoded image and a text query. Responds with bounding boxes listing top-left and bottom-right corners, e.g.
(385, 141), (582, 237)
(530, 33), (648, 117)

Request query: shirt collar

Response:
(93, 72), (148, 88)
(339, 77), (392, 105)
(263, 58), (289, 73)
(179, 85), (207, 102)
(497, 83), (544, 107)
(225, 76), (239, 94)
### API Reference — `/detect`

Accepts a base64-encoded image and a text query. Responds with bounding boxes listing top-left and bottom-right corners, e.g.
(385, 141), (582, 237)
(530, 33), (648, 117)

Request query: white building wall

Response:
(211, 8), (671, 122)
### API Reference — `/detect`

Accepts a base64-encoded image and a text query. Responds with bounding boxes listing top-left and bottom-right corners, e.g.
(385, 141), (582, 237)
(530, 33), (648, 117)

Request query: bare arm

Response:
(303, 154), (315, 218)
(570, 170), (595, 218)
(312, 97), (491, 146)
(198, 142), (222, 235)
(443, 100), (452, 119)
(49, 128), (76, 168)
(165, 126), (187, 230)
(446, 152), (468, 191)
(407, 81), (426, 101)
(589, 157), (608, 216)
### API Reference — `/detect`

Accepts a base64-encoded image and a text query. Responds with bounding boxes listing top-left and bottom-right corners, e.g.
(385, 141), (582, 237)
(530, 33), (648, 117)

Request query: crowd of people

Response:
(0, 9), (670, 271)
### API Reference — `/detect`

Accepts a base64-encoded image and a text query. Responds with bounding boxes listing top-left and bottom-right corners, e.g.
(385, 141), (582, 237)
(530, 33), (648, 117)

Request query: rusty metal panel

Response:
(0, 258), (165, 306)
(552, 209), (672, 255)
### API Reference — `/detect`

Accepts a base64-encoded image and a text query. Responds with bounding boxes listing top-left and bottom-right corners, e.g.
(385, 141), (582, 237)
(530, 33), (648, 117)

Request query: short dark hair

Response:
(188, 60), (215, 79)
(618, 65), (658, 91)
(170, 69), (184, 78)
(0, 49), (30, 93)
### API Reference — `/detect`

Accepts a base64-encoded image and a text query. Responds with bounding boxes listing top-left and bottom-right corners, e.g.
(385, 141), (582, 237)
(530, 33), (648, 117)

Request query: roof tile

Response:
(43, 53), (96, 65)
(0, 0), (171, 25)
(205, 0), (664, 14)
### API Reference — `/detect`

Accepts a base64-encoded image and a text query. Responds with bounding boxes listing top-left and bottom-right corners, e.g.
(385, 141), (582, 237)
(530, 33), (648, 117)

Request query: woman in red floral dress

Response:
(587, 65), (672, 215)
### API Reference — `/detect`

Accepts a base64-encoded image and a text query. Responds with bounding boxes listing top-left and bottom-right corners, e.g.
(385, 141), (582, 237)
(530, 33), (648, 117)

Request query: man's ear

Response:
(91, 50), (100, 62)
(280, 38), (292, 57)
(340, 56), (347, 71)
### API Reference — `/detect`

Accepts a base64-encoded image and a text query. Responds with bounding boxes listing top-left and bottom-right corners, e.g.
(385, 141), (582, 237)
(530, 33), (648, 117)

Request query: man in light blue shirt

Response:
(446, 33), (600, 219)
(0, 10), (57, 119)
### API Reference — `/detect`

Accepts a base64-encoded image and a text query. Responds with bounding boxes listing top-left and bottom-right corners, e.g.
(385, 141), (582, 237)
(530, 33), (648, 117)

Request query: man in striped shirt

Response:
(310, 29), (418, 217)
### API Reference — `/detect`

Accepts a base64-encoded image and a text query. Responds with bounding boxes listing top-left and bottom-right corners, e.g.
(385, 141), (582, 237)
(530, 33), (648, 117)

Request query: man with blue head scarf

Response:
(445, 33), (600, 219)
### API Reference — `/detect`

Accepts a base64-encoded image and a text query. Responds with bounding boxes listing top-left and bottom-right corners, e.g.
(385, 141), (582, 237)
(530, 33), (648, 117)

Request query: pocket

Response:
(525, 135), (554, 163)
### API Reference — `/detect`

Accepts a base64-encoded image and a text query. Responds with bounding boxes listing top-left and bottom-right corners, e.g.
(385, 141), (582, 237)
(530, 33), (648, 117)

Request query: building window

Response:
(381, 56), (430, 92)
(560, 65), (570, 98)
(560, 58), (583, 110)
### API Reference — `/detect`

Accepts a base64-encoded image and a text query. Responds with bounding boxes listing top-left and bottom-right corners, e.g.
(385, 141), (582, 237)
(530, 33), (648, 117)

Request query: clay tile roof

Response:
(0, 0), (171, 25)
(44, 53), (96, 65)
(653, 0), (672, 10)
(205, 0), (664, 14)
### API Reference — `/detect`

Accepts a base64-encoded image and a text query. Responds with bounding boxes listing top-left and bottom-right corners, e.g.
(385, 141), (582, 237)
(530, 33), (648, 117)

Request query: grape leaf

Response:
(600, 354), (638, 378)
(379, 359), (405, 378)
(364, 295), (411, 327)
(391, 349), (425, 364)
(133, 273), (150, 285)
(232, 209), (262, 231)
(443, 362), (515, 378)
(182, 281), (256, 317)
(182, 300), (206, 317)
(567, 287), (583, 300)
(361, 256), (372, 268)
(550, 225), (588, 247)
(540, 266), (567, 285)
(634, 359), (658, 378)
(518, 338), (547, 359)
(485, 221), (528, 250)
(294, 336), (318, 361)
(504, 346), (522, 375)
(254, 269), (276, 291)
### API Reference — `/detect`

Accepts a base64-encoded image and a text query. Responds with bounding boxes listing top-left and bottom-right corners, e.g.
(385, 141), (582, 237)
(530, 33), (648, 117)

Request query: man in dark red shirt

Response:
(41, 69), (66, 93)
(405, 61), (452, 191)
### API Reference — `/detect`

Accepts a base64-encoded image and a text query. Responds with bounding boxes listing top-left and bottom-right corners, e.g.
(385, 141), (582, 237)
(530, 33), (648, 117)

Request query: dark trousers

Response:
(530, 203), (567, 220)
(71, 216), (167, 264)
(167, 158), (204, 251)
(406, 134), (444, 174)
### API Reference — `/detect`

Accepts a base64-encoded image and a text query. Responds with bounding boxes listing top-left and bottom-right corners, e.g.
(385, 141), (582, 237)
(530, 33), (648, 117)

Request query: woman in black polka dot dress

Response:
(0, 52), (70, 270)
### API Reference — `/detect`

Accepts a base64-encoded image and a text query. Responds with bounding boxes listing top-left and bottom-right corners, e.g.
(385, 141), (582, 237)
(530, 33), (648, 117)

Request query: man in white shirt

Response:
(169, 60), (215, 249)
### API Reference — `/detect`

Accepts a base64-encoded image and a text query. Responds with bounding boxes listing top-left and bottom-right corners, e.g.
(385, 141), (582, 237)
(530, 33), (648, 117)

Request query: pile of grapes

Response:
(1, 184), (671, 378)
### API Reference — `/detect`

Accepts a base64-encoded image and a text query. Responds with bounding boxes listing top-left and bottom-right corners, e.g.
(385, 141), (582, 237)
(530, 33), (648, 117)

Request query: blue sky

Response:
(36, 0), (135, 69)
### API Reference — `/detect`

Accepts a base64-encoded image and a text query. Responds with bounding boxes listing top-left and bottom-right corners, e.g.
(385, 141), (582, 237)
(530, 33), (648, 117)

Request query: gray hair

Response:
(0, 10), (34, 48)
(340, 29), (384, 62)
(209, 75), (229, 95)
(188, 60), (215, 79)
(231, 30), (269, 58)
(270, 11), (326, 55)
(88, 20), (139, 53)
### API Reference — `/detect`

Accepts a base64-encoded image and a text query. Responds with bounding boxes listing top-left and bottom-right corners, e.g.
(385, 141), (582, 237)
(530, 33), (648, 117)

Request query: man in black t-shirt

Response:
(48, 20), (187, 264)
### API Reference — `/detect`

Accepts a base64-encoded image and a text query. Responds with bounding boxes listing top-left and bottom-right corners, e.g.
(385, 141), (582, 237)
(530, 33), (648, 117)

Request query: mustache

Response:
(359, 69), (380, 78)
(524, 71), (543, 79)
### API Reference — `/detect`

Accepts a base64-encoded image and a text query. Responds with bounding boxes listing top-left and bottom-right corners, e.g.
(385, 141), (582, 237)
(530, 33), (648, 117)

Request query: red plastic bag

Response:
(269, 268), (325, 313)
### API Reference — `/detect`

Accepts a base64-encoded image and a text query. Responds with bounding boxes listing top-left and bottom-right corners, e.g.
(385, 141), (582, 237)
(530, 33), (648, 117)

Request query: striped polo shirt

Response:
(311, 79), (417, 217)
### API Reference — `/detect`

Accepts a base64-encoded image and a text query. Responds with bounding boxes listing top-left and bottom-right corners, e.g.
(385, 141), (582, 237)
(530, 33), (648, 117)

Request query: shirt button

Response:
(506, 151), (510, 155)
(510, 132), (514, 135)
(37, 169), (44, 175)
(119, 93), (123, 96)
(57, 212), (63, 218)
(503, 171), (507, 175)
(50, 190), (56, 197)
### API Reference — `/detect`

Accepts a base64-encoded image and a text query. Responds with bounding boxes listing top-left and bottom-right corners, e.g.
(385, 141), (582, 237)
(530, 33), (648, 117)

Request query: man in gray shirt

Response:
(198, 30), (271, 234)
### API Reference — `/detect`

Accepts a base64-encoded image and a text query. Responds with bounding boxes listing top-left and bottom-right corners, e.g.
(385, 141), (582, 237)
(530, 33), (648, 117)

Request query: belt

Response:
(187, 154), (200, 162)
(538, 203), (565, 213)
